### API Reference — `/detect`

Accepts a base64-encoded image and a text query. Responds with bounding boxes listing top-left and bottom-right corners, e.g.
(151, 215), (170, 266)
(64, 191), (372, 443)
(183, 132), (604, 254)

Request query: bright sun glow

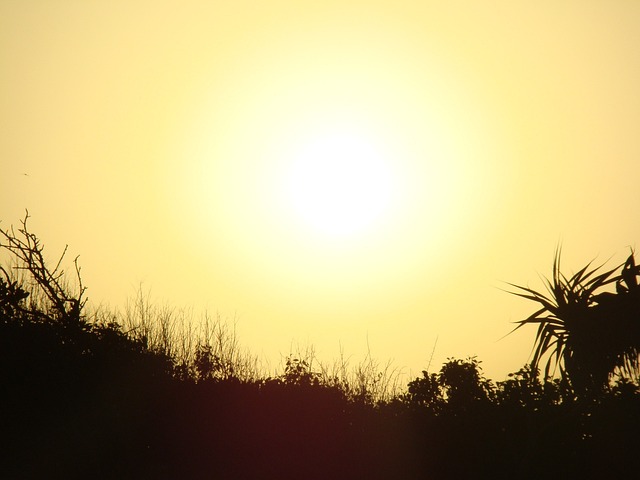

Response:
(286, 130), (393, 237)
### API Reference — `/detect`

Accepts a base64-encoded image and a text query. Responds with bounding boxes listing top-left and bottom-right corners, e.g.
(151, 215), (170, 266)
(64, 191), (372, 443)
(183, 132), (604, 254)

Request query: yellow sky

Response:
(2, 1), (640, 379)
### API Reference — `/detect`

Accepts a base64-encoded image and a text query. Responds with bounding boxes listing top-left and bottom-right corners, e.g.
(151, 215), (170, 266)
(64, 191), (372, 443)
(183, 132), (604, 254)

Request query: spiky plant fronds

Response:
(509, 249), (640, 393)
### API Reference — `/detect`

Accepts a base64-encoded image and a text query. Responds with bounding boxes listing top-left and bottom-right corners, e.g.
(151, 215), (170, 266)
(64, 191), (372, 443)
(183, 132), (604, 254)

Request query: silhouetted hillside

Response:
(2, 216), (639, 479)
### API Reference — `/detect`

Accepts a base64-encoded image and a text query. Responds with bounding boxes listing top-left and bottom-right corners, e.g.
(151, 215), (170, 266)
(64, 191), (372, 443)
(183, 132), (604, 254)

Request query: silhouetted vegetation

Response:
(2, 214), (639, 479)
(509, 248), (640, 395)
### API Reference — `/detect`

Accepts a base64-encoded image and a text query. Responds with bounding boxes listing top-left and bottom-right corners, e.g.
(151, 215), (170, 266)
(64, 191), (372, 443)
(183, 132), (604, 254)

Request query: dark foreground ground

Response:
(2, 311), (639, 480)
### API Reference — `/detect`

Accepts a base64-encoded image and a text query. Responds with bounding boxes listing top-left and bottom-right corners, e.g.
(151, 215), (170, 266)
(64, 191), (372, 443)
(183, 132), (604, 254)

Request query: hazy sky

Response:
(2, 1), (640, 380)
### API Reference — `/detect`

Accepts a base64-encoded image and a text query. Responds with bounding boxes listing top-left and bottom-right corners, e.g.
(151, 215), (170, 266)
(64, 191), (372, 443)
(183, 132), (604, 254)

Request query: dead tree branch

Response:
(0, 210), (87, 323)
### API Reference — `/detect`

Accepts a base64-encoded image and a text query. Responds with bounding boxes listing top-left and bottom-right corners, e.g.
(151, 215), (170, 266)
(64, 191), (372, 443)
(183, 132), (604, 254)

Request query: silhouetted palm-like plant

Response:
(510, 250), (640, 393)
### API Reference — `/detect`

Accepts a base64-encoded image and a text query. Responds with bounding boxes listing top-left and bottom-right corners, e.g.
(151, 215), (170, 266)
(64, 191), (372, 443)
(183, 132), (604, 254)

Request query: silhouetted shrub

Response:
(510, 249), (640, 395)
(406, 369), (442, 411)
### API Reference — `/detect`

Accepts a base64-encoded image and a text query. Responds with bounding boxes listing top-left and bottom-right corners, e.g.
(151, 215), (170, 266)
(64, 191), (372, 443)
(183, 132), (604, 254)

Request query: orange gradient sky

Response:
(2, 1), (640, 380)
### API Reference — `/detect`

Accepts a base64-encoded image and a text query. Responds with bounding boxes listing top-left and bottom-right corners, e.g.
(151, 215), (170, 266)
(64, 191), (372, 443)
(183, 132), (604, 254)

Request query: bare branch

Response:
(0, 211), (86, 324)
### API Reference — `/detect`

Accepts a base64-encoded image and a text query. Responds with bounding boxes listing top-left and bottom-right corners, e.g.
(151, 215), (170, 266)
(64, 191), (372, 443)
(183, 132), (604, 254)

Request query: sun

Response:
(286, 129), (394, 238)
